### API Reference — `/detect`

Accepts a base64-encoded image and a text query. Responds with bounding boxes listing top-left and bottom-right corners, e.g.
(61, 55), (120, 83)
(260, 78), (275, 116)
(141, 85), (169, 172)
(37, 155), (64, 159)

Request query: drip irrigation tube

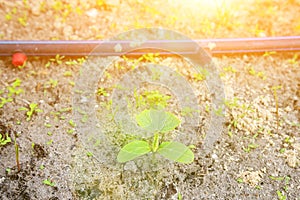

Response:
(0, 36), (300, 57)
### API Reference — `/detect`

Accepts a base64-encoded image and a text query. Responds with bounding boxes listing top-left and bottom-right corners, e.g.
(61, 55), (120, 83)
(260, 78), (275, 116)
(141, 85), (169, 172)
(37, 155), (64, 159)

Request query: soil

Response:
(0, 0), (300, 200)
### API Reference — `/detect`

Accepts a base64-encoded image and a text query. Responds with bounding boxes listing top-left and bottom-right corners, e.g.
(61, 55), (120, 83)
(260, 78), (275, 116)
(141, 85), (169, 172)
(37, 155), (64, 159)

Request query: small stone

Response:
(86, 9), (99, 18)
(124, 161), (137, 172)
(285, 150), (299, 168)
(211, 153), (218, 160)
(238, 170), (263, 187)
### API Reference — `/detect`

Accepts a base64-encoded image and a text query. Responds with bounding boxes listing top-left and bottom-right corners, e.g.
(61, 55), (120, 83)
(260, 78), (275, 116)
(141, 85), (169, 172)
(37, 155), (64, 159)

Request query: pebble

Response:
(211, 153), (218, 160)
(86, 8), (99, 18)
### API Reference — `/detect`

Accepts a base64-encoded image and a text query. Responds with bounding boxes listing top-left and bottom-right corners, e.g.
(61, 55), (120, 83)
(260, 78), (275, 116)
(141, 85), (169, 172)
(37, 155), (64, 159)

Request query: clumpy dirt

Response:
(0, 0), (300, 200)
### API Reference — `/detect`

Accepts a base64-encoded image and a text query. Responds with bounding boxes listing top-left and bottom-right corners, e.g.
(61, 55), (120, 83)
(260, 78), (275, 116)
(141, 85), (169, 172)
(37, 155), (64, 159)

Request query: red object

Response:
(12, 52), (27, 67)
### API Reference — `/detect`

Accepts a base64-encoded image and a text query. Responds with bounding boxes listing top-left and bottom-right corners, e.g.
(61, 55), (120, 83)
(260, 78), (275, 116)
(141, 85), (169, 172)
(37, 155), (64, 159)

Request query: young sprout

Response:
(117, 108), (194, 164)
(19, 103), (43, 121)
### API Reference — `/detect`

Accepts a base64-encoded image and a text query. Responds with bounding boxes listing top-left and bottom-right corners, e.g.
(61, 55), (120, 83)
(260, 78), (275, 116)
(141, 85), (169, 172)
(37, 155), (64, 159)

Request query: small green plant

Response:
(287, 54), (298, 66)
(7, 78), (23, 97)
(19, 103), (43, 121)
(0, 97), (13, 108)
(237, 177), (244, 183)
(192, 67), (209, 81)
(117, 108), (194, 164)
(142, 53), (160, 63)
(0, 133), (11, 146)
(270, 175), (291, 195)
(263, 51), (276, 57)
(96, 87), (109, 97)
(0, 78), (23, 108)
(45, 54), (65, 67)
(247, 66), (267, 80)
(65, 57), (86, 65)
(44, 78), (58, 89)
(43, 178), (55, 187)
(220, 65), (237, 77)
(18, 15), (28, 26)
(134, 90), (171, 109)
(277, 190), (287, 200)
(178, 192), (183, 200)
(243, 143), (259, 153)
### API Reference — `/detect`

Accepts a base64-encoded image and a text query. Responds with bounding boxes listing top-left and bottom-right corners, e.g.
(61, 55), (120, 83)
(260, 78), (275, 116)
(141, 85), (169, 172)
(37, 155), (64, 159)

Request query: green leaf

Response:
(136, 108), (180, 133)
(117, 140), (151, 163)
(157, 142), (194, 164)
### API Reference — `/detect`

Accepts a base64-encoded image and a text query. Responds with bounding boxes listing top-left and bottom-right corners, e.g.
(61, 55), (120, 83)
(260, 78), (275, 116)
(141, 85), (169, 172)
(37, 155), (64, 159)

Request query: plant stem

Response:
(14, 141), (20, 172)
(13, 132), (20, 172)
(152, 132), (159, 152)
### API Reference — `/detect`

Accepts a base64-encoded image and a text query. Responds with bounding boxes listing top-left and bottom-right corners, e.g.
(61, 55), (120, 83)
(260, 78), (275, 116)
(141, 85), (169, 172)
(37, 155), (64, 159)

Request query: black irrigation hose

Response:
(0, 36), (300, 57)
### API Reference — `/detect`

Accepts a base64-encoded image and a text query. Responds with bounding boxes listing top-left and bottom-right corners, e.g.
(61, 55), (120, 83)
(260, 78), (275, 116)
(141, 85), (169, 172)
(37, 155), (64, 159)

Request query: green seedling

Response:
(243, 143), (259, 153)
(63, 71), (73, 76)
(0, 133), (11, 146)
(19, 103), (43, 121)
(7, 78), (23, 97)
(178, 192), (183, 200)
(0, 78), (23, 108)
(117, 108), (194, 164)
(237, 177), (244, 183)
(18, 15), (27, 26)
(65, 57), (86, 65)
(277, 190), (287, 200)
(270, 175), (290, 200)
(45, 54), (65, 67)
(134, 90), (171, 109)
(43, 179), (55, 187)
(247, 66), (267, 80)
(96, 87), (109, 97)
(192, 67), (209, 81)
(287, 54), (298, 66)
(219, 65), (237, 77)
(0, 97), (13, 108)
(86, 152), (93, 157)
(263, 51), (276, 57)
(44, 79), (58, 89)
(142, 53), (160, 63)
(46, 139), (53, 145)
(44, 123), (52, 128)
(68, 119), (76, 127)
(6, 168), (11, 174)
(5, 7), (17, 21)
